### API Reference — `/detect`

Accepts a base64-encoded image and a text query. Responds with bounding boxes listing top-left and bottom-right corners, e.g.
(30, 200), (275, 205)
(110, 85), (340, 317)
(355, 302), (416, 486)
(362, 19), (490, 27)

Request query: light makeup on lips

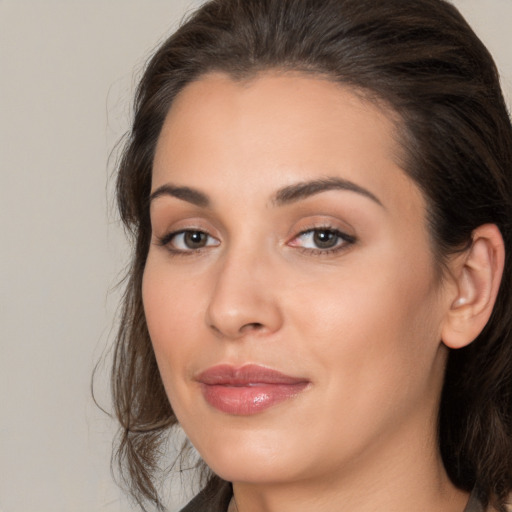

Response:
(195, 364), (311, 415)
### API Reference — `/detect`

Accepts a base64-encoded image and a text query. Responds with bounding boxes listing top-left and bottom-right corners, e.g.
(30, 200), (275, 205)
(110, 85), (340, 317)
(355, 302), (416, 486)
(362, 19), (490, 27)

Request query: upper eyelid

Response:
(157, 228), (219, 245)
(287, 213), (354, 233)
(150, 212), (219, 234)
(297, 226), (347, 236)
(154, 220), (218, 238)
(291, 223), (355, 240)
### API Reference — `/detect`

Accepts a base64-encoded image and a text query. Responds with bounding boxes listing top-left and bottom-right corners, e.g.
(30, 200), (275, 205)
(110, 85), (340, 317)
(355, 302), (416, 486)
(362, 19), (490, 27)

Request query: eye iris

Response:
(184, 231), (207, 249)
(313, 230), (338, 249)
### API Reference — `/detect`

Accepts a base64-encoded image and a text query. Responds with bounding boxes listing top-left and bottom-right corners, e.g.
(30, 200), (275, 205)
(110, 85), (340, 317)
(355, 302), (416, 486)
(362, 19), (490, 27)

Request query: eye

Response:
(158, 229), (220, 252)
(289, 227), (355, 253)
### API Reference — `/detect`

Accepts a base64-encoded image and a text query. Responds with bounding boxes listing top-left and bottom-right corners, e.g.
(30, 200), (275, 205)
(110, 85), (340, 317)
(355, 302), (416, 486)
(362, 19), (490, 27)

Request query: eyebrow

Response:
(149, 184), (210, 207)
(149, 177), (383, 209)
(273, 177), (384, 207)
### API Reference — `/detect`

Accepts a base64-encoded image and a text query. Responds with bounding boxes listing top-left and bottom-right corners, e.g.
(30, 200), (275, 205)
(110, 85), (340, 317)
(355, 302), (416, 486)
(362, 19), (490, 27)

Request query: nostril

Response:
(209, 324), (222, 335)
(241, 322), (264, 332)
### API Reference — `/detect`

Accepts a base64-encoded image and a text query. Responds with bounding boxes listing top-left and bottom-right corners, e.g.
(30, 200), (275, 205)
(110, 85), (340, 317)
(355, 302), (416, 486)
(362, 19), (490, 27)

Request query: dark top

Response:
(180, 482), (232, 512)
(179, 484), (485, 512)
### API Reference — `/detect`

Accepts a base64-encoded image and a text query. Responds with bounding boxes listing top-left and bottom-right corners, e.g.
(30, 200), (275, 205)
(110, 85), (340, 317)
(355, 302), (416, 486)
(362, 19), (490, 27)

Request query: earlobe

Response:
(441, 224), (505, 350)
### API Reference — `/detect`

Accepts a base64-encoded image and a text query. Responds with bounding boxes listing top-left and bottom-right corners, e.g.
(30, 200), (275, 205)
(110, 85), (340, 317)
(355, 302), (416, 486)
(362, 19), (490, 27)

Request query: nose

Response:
(205, 248), (283, 340)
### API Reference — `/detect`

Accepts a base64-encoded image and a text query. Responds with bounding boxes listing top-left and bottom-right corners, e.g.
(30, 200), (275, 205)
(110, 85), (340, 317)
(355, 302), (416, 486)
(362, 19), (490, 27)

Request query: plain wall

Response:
(1, 1), (511, 511)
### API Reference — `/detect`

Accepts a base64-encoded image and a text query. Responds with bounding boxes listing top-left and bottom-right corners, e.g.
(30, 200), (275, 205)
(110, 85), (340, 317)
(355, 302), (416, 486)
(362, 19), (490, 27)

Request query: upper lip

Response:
(196, 364), (309, 386)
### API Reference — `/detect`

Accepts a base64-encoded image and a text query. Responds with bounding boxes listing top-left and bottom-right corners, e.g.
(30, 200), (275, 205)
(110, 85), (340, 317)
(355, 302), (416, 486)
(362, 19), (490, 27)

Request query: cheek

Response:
(142, 258), (207, 396)
(287, 250), (443, 413)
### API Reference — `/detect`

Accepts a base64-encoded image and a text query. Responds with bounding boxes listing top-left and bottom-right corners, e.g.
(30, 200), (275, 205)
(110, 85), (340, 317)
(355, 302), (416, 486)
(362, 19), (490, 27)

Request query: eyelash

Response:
(156, 229), (219, 255)
(290, 226), (356, 256)
(156, 226), (356, 256)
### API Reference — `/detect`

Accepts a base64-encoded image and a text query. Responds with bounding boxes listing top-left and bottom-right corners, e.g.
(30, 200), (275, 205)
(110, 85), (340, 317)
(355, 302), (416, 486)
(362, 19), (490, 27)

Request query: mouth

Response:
(196, 364), (310, 416)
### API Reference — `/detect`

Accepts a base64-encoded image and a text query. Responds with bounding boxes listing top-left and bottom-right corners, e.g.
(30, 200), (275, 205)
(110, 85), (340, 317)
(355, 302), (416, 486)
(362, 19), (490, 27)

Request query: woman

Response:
(111, 0), (512, 511)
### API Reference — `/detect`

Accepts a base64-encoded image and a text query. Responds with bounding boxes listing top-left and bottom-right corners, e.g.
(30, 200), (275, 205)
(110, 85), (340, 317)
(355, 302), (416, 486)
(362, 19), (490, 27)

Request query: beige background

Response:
(1, 1), (511, 511)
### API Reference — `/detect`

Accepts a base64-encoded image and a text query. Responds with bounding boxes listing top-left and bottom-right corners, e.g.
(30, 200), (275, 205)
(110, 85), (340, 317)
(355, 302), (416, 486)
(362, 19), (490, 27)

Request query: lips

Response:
(196, 364), (309, 415)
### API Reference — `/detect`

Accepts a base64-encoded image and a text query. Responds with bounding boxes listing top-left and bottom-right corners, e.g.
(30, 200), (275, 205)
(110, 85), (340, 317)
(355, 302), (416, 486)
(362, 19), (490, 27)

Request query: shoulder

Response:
(179, 493), (209, 512)
(179, 482), (232, 512)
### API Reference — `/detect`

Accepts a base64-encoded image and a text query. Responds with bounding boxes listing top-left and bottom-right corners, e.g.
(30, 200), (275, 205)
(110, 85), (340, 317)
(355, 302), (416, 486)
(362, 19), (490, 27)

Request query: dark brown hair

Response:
(111, 0), (512, 510)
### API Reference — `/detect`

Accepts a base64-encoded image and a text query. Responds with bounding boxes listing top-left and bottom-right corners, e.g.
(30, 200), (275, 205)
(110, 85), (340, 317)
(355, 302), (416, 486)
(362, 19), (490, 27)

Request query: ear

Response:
(441, 224), (505, 349)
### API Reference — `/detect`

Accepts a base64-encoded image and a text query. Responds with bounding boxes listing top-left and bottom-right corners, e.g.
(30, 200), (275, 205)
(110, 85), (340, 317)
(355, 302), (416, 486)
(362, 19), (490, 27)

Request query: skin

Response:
(143, 72), (472, 512)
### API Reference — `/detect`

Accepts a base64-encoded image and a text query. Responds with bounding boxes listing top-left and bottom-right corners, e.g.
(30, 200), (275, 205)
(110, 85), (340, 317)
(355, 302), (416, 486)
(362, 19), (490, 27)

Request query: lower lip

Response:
(200, 382), (309, 415)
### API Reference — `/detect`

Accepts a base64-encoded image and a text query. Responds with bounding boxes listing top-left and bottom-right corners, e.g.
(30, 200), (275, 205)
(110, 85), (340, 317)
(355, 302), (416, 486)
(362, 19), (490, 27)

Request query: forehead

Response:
(155, 71), (402, 165)
(152, 71), (422, 216)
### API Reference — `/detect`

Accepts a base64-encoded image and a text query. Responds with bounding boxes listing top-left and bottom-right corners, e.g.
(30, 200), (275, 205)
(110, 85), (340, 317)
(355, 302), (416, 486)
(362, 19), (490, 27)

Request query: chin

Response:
(188, 420), (322, 486)
(205, 451), (298, 485)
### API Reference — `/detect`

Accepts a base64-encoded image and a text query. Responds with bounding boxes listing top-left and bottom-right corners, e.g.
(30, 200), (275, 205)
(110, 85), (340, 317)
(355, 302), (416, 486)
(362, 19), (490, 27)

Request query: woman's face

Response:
(143, 72), (451, 486)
